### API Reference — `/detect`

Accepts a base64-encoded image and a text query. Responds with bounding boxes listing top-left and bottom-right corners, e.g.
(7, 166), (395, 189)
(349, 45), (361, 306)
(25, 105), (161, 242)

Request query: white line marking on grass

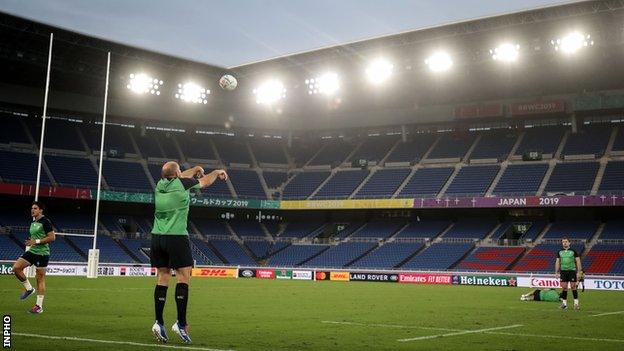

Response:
(590, 310), (624, 317)
(13, 333), (233, 351)
(321, 320), (460, 332)
(486, 331), (624, 344)
(397, 324), (523, 342)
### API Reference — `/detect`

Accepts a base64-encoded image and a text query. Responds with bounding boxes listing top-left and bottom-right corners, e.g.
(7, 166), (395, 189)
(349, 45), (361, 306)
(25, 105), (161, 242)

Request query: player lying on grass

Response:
(520, 289), (561, 302)
(12, 201), (55, 314)
(555, 237), (582, 310)
(151, 162), (228, 344)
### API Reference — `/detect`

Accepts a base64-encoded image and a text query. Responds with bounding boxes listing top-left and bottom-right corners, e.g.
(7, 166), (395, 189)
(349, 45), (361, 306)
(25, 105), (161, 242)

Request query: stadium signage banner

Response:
(349, 272), (399, 283)
(256, 269), (276, 279)
(398, 274), (452, 285)
(239, 268), (256, 278)
(330, 272), (351, 281)
(0, 264), (13, 275)
(586, 279), (624, 291)
(190, 195), (279, 209)
(510, 100), (565, 116)
(0, 182), (92, 200)
(315, 271), (331, 281)
(292, 270), (313, 280)
(455, 104), (503, 119)
(45, 265), (82, 276)
(280, 198), (414, 210)
(517, 276), (560, 288)
(453, 275), (517, 287)
(414, 195), (624, 209)
(275, 269), (293, 280)
(192, 268), (238, 278)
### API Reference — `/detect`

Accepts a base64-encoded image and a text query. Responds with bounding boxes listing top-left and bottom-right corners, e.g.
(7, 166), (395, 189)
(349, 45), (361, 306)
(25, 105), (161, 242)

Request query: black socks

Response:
(572, 289), (578, 299)
(175, 283), (189, 327)
(154, 285), (168, 325)
(561, 290), (568, 300)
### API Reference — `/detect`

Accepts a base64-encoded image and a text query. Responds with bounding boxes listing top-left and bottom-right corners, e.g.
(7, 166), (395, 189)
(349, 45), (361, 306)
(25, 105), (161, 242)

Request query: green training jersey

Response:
(557, 248), (579, 271)
(28, 216), (53, 256)
(152, 177), (200, 235)
(539, 289), (560, 302)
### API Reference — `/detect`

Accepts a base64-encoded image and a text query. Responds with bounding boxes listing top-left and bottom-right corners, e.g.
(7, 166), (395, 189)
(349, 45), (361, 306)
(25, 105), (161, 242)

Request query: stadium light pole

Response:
(88, 51), (111, 279)
(34, 33), (53, 202)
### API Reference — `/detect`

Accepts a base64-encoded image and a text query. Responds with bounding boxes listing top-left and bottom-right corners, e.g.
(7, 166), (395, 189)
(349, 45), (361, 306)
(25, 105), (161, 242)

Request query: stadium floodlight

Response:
(126, 73), (162, 95)
(490, 43), (520, 62)
(253, 79), (286, 105)
(365, 58), (394, 84)
(425, 52), (453, 72)
(551, 32), (594, 54)
(175, 82), (210, 104)
(305, 72), (339, 96)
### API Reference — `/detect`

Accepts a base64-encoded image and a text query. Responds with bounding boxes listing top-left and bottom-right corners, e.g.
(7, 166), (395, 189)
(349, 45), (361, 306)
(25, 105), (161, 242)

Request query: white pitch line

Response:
(13, 333), (233, 351)
(590, 310), (624, 317)
(321, 320), (459, 332)
(397, 324), (523, 342)
(486, 331), (624, 344)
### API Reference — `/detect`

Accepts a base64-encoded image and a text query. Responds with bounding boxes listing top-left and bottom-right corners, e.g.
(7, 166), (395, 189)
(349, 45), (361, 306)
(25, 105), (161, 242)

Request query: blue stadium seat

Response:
(350, 221), (405, 239)
(599, 161), (624, 194)
(282, 171), (329, 199)
(280, 222), (324, 238)
(541, 221), (599, 240)
(398, 167), (453, 197)
(515, 127), (565, 156)
(395, 221), (449, 238)
(470, 131), (517, 161)
(0, 151), (51, 184)
(444, 165), (499, 196)
(263, 171), (288, 188)
(45, 155), (98, 188)
(493, 164), (548, 195)
(102, 160), (152, 191)
(442, 218), (497, 239)
(70, 235), (137, 263)
(385, 135), (436, 163)
(227, 169), (266, 198)
(229, 221), (266, 238)
(401, 243), (474, 270)
(600, 220), (624, 240)
(308, 140), (355, 166)
(426, 133), (475, 160)
(302, 242), (377, 268)
(354, 168), (410, 198)
(192, 219), (230, 236)
(250, 139), (288, 164)
(0, 113), (30, 144)
(313, 169), (369, 199)
(350, 242), (424, 269)
(349, 136), (397, 163)
(562, 126), (611, 157)
(0, 234), (23, 261)
(177, 134), (217, 160)
(544, 162), (599, 194)
(210, 239), (256, 265)
(268, 244), (329, 266)
(213, 137), (252, 165)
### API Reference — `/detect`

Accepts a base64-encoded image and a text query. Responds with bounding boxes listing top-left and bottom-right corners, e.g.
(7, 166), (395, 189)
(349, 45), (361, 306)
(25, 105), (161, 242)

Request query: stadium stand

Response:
(0, 234), (23, 261)
(354, 168), (411, 198)
(0, 150), (51, 184)
(394, 220), (450, 239)
(442, 218), (497, 239)
(348, 136), (397, 163)
(561, 125), (611, 157)
(541, 221), (599, 240)
(385, 134), (436, 164)
(444, 165), (500, 196)
(209, 239), (256, 265)
(313, 169), (369, 199)
(227, 169), (266, 199)
(350, 242), (424, 269)
(350, 221), (405, 239)
(84, 124), (136, 155)
(493, 164), (549, 195)
(229, 221), (266, 238)
(426, 133), (475, 160)
(401, 243), (474, 270)
(469, 131), (517, 161)
(44, 155), (98, 188)
(598, 161), (624, 194)
(250, 139), (288, 164)
(42, 119), (85, 151)
(268, 244), (329, 266)
(280, 222), (324, 238)
(102, 160), (152, 191)
(302, 242), (377, 268)
(213, 137), (252, 165)
(177, 134), (217, 161)
(119, 238), (151, 263)
(544, 162), (599, 194)
(282, 171), (329, 199)
(308, 140), (354, 166)
(190, 238), (224, 264)
(245, 240), (290, 260)
(0, 113), (31, 144)
(69, 235), (136, 263)
(599, 220), (624, 240)
(192, 219), (229, 236)
(456, 247), (525, 271)
(397, 167), (454, 197)
(263, 171), (288, 188)
(514, 126), (565, 157)
(512, 243), (585, 273)
(583, 244), (624, 274)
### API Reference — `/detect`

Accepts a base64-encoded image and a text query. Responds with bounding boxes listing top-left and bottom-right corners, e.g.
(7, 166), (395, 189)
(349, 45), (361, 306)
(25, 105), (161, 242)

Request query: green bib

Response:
(558, 249), (577, 271)
(28, 218), (50, 256)
(152, 178), (199, 235)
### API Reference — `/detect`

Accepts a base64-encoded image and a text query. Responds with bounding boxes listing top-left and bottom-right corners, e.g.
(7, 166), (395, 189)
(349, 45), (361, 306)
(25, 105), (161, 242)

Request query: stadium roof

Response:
(0, 1), (623, 131)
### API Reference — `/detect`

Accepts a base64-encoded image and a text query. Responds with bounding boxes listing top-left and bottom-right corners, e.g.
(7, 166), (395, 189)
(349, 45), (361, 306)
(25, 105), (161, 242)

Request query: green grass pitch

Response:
(1, 276), (623, 350)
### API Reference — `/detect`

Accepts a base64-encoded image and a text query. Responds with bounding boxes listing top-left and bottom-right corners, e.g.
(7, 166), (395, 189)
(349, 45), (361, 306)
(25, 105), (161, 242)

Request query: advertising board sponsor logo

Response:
(591, 279), (624, 291)
(329, 271), (350, 281)
(120, 267), (127, 276)
(454, 275), (516, 287)
(517, 276), (560, 288)
(292, 270), (312, 280)
(45, 265), (79, 276)
(239, 269), (256, 278)
(398, 274), (452, 285)
(315, 271), (330, 281)
(349, 272), (399, 283)
(510, 100), (565, 116)
(192, 268), (238, 278)
(256, 269), (275, 279)
(275, 269), (293, 280)
(128, 267), (150, 276)
(0, 264), (13, 275)
(97, 267), (117, 276)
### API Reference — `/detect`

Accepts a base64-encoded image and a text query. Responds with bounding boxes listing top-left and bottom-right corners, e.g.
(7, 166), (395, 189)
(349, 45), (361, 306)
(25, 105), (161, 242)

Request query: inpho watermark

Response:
(2, 315), (10, 349)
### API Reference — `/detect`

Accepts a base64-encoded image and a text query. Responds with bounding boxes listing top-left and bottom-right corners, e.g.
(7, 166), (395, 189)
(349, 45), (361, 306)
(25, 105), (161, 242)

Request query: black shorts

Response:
(150, 234), (194, 269)
(533, 289), (542, 301)
(560, 270), (577, 282)
(21, 251), (49, 268)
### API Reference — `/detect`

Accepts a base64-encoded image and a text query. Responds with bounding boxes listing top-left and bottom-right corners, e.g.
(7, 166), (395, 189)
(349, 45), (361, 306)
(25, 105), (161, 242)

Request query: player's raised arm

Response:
(198, 169), (228, 188)
(180, 165), (204, 179)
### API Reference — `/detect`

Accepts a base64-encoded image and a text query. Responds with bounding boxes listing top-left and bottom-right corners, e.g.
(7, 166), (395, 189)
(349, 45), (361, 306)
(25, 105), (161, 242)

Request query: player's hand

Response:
(212, 169), (228, 181)
(25, 238), (36, 246)
(194, 166), (205, 178)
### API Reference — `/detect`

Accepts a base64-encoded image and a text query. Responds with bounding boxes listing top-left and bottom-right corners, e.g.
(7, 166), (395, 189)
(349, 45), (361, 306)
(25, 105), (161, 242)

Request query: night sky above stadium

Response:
(0, 0), (574, 67)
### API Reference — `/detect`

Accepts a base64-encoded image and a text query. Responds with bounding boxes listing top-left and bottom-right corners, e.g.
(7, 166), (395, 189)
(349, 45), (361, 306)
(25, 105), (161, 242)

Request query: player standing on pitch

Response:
(150, 162), (228, 344)
(12, 201), (55, 314)
(555, 237), (582, 310)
